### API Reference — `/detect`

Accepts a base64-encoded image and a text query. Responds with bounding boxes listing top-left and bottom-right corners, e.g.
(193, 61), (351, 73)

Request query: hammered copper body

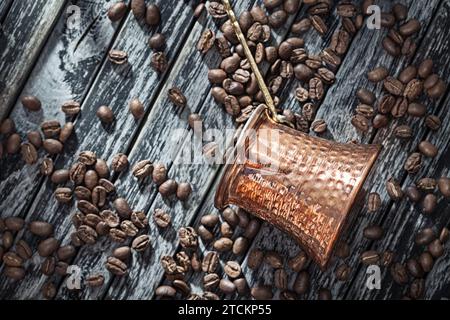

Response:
(216, 106), (380, 268)
(215, 0), (381, 268)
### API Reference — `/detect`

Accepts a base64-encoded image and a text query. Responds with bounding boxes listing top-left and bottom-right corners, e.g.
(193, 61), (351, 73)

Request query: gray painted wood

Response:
(0, 0), (66, 120)
(0, 0), (195, 299)
(299, 0), (444, 300)
(0, 0), (13, 21)
(182, 0), (348, 299)
(0, 0), (126, 222)
(346, 0), (450, 299)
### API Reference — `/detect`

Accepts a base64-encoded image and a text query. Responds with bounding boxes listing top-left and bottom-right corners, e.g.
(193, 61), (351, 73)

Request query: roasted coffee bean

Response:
(106, 256), (127, 276)
(409, 278), (424, 300)
(43, 139), (63, 155)
(351, 114), (369, 132)
(321, 48), (340, 68)
(317, 67), (335, 84)
(243, 219), (260, 239)
(132, 235), (150, 252)
(219, 278), (236, 295)
(401, 37), (417, 57)
(96, 105), (114, 123)
(200, 214), (219, 228)
(120, 220), (138, 237)
(393, 3), (408, 20)
(57, 245), (76, 262)
(406, 258), (424, 278)
(335, 263), (351, 281)
(294, 86), (309, 103)
(39, 158), (53, 177)
(37, 237), (60, 257)
(418, 59), (433, 78)
(264, 0), (283, 9)
(99, 211), (118, 229)
(3, 252), (23, 267)
(292, 271), (310, 294)
(360, 250), (380, 265)
(424, 115), (441, 131)
(4, 267), (25, 280)
(209, 2), (227, 19)
(90, 186), (106, 207)
(59, 122), (73, 143)
(195, 3), (206, 18)
(41, 281), (57, 300)
(388, 29), (404, 46)
(381, 251), (395, 267)
(367, 192), (381, 212)
(416, 177), (436, 191)
(150, 163), (167, 186)
(224, 261), (242, 279)
(131, 160), (153, 179)
(419, 251), (434, 273)
(438, 177), (450, 198)
(2, 231), (13, 250)
(422, 193), (437, 214)
(356, 104), (375, 118)
(92, 160), (109, 179)
(231, 237), (247, 256)
(4, 217), (25, 231)
(288, 251), (308, 272)
(153, 208), (171, 228)
(130, 0), (146, 19)
(264, 251), (283, 269)
(130, 211), (147, 229)
(404, 153), (422, 174)
(213, 236), (233, 252)
(21, 95), (41, 111)
(386, 178), (403, 201)
(418, 141), (438, 158)
(16, 240), (32, 260)
(384, 77), (404, 96)
(372, 114), (388, 128)
(77, 200), (99, 215)
(271, 268), (288, 291)
(309, 77), (324, 101)
(41, 256), (56, 276)
(82, 170), (97, 190)
(428, 239), (444, 258)
(144, 3), (160, 25)
(109, 228), (127, 243)
(377, 94), (395, 114)
(6, 134), (21, 154)
(84, 213), (101, 229)
(399, 19), (421, 37)
(222, 207), (239, 226)
(0, 118), (15, 135)
(237, 209), (250, 228)
(108, 2), (127, 22)
(113, 198), (131, 219)
(158, 179), (178, 197)
(147, 32), (166, 51)
(77, 225), (98, 245)
(179, 227), (198, 248)
(383, 37), (400, 56)
(248, 249), (264, 270)
(423, 74), (439, 89)
(175, 182), (192, 201)
(269, 10), (287, 29)
(41, 120), (61, 138)
(197, 225), (214, 242)
(55, 187), (72, 203)
(368, 67), (388, 83)
(363, 225), (384, 240)
(390, 262), (408, 284)
(202, 251), (219, 273)
(150, 51), (167, 73)
(112, 246), (131, 262)
(311, 15), (327, 35)
(405, 185), (421, 203)
(127, 98), (145, 120)
(416, 228), (436, 245)
(294, 64), (313, 81)
(27, 130), (42, 149)
(426, 78), (446, 99)
(29, 221), (54, 238)
(337, 3), (356, 17)
(55, 261), (69, 276)
(404, 79), (423, 101)
(108, 49), (128, 66)
(407, 102), (426, 117)
(251, 285), (273, 300)
(85, 274), (105, 288)
(250, 6), (268, 24)
(238, 11), (254, 34)
(219, 222), (233, 238)
(394, 125), (413, 139)
(197, 29), (215, 54)
(221, 20), (239, 44)
(208, 69), (227, 84)
(291, 18), (311, 35)
(399, 66), (418, 84)
(111, 153), (128, 172)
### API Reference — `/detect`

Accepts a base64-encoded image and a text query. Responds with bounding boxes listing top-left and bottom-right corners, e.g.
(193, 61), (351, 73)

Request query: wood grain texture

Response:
(0, 0), (125, 222)
(62, 0), (300, 300)
(0, 0), (13, 21)
(299, 0), (444, 300)
(346, 0), (450, 299)
(0, 0), (195, 299)
(182, 0), (348, 299)
(0, 0), (66, 120)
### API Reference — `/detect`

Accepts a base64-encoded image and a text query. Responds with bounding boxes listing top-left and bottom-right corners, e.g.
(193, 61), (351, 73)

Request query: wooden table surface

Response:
(0, 0), (449, 300)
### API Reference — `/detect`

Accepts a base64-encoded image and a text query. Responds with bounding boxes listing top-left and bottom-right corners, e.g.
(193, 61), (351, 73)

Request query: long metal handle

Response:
(221, 0), (294, 127)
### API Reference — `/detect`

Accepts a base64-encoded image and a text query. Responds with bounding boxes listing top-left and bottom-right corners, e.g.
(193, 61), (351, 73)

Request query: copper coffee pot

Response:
(214, 0), (381, 268)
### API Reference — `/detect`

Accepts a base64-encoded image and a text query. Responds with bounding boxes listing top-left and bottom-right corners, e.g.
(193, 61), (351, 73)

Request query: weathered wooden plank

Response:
(0, 0), (66, 120)
(0, 0), (125, 222)
(100, 1), (302, 300)
(182, 0), (351, 299)
(346, 0), (450, 297)
(0, 0), (195, 299)
(0, 0), (13, 21)
(298, 0), (444, 299)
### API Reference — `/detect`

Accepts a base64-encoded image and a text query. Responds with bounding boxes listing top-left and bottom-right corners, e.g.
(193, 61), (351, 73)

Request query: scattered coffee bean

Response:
(106, 256), (127, 276)
(151, 52), (168, 73)
(418, 141), (438, 158)
(248, 249), (264, 270)
(131, 0), (146, 19)
(368, 67), (388, 82)
(251, 285), (273, 300)
(386, 178), (403, 201)
(37, 237), (60, 257)
(335, 263), (351, 281)
(108, 2), (127, 22)
(438, 177), (450, 198)
(146, 4), (161, 26)
(224, 261), (242, 279)
(360, 250), (380, 265)
(21, 95), (41, 111)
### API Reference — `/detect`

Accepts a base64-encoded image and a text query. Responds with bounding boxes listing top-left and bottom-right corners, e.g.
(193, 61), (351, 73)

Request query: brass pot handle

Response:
(221, 0), (294, 127)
